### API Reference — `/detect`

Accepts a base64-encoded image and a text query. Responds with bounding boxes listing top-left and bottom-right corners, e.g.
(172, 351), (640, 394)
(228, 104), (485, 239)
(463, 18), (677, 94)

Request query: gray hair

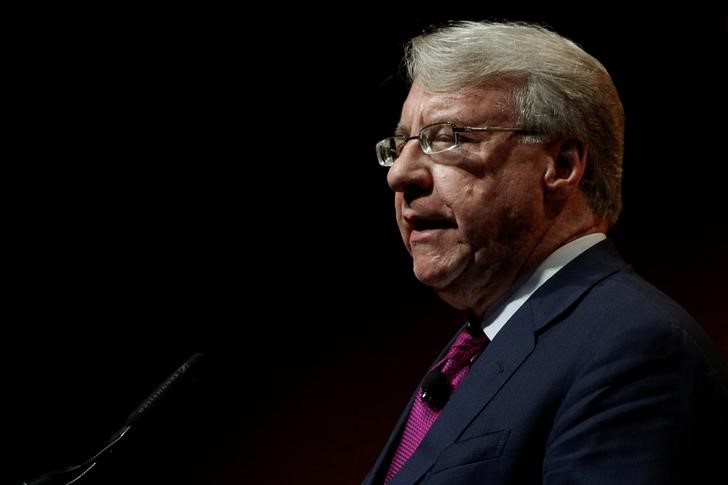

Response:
(405, 21), (624, 224)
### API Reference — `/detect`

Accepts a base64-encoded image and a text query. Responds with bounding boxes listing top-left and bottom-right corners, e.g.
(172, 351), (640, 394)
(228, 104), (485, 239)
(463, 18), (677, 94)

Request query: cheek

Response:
(450, 181), (494, 237)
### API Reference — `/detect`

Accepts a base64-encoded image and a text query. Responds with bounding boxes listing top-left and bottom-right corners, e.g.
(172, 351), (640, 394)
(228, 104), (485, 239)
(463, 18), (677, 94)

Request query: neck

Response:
(438, 206), (608, 320)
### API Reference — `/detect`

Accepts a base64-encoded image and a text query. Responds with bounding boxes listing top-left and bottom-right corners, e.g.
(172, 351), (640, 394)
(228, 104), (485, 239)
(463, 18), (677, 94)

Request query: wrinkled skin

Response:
(387, 82), (560, 317)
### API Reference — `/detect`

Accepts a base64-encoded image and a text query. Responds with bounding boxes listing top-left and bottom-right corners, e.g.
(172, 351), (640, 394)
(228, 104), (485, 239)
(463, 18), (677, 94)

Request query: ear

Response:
(543, 137), (587, 200)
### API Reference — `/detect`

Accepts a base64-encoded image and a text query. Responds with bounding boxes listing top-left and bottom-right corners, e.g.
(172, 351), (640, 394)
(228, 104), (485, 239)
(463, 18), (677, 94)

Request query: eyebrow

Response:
(448, 116), (469, 126)
(394, 117), (475, 137)
(394, 124), (409, 137)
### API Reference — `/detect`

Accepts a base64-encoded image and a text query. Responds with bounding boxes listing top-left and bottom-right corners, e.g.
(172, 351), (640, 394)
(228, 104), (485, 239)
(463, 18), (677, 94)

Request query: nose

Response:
(386, 140), (433, 197)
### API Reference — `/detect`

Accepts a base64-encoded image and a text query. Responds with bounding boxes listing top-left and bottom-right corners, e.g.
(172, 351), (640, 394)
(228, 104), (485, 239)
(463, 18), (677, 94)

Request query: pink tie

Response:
(385, 322), (488, 483)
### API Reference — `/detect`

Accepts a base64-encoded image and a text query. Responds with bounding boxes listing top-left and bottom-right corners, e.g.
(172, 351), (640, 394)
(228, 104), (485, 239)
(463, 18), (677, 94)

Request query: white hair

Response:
(405, 21), (624, 224)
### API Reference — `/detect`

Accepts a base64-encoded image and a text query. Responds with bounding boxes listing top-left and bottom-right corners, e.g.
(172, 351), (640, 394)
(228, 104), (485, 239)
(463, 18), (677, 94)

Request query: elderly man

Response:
(365, 21), (728, 485)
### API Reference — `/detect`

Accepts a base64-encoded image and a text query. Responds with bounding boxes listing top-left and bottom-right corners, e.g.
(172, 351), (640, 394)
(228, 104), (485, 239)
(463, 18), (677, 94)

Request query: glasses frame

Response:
(376, 121), (533, 167)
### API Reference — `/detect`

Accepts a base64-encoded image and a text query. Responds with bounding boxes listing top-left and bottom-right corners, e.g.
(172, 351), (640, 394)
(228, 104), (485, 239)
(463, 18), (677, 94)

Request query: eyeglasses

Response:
(375, 121), (532, 167)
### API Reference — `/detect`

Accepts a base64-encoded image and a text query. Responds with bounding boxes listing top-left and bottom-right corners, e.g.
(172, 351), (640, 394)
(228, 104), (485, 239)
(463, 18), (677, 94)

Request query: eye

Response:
(432, 133), (454, 143)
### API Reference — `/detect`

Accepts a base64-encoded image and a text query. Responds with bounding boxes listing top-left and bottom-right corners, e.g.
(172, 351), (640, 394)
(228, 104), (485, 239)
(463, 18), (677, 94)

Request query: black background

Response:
(6, 7), (727, 485)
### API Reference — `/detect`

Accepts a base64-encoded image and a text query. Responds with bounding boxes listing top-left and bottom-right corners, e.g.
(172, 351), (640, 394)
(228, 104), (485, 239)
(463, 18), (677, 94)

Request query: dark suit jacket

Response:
(364, 240), (728, 484)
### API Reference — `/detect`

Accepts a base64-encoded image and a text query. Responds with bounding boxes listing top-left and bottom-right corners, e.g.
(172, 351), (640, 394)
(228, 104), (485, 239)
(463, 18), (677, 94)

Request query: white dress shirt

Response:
(481, 233), (606, 340)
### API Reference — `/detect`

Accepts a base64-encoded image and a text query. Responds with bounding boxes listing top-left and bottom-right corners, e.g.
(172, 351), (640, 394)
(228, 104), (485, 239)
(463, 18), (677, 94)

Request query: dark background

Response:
(6, 7), (727, 485)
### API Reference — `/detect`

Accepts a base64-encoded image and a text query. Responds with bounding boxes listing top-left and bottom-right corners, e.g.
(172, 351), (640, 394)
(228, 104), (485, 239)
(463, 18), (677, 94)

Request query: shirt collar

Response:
(481, 233), (606, 340)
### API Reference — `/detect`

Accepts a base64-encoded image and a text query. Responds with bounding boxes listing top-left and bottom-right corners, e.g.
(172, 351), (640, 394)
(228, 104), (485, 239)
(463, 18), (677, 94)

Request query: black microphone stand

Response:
(21, 353), (205, 485)
(22, 425), (130, 485)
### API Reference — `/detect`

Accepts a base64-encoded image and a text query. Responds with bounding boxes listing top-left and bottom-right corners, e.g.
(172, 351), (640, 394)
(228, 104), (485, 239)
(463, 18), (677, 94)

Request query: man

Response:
(365, 21), (728, 484)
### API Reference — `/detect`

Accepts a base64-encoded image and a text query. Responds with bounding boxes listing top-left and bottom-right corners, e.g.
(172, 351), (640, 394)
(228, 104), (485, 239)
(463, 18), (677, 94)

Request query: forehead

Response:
(400, 82), (512, 128)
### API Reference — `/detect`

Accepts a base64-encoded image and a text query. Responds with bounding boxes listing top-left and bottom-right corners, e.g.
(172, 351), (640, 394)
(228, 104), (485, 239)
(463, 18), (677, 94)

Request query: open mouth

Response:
(411, 219), (458, 231)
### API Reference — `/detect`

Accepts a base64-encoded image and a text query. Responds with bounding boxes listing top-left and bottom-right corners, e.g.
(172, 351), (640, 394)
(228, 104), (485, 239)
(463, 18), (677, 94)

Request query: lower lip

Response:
(409, 228), (451, 243)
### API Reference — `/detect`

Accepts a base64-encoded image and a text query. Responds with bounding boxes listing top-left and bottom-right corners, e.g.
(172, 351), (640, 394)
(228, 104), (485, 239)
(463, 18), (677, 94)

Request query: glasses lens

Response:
(421, 123), (456, 154)
(376, 138), (398, 167)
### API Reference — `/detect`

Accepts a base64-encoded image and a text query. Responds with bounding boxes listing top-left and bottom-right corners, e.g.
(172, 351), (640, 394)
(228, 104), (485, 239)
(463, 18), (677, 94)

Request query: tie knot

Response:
(440, 323), (488, 372)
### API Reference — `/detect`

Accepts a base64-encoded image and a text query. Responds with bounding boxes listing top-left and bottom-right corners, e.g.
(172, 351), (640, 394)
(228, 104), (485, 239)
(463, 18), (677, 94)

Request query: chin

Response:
(412, 262), (458, 289)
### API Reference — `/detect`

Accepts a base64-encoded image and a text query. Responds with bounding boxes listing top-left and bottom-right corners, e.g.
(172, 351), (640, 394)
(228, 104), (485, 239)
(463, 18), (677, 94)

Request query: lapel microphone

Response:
(21, 353), (205, 485)
(420, 322), (487, 411)
(420, 369), (451, 410)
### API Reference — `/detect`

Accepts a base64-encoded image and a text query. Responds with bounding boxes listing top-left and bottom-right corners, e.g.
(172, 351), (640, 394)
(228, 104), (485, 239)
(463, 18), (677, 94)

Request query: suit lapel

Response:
(369, 241), (627, 484)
